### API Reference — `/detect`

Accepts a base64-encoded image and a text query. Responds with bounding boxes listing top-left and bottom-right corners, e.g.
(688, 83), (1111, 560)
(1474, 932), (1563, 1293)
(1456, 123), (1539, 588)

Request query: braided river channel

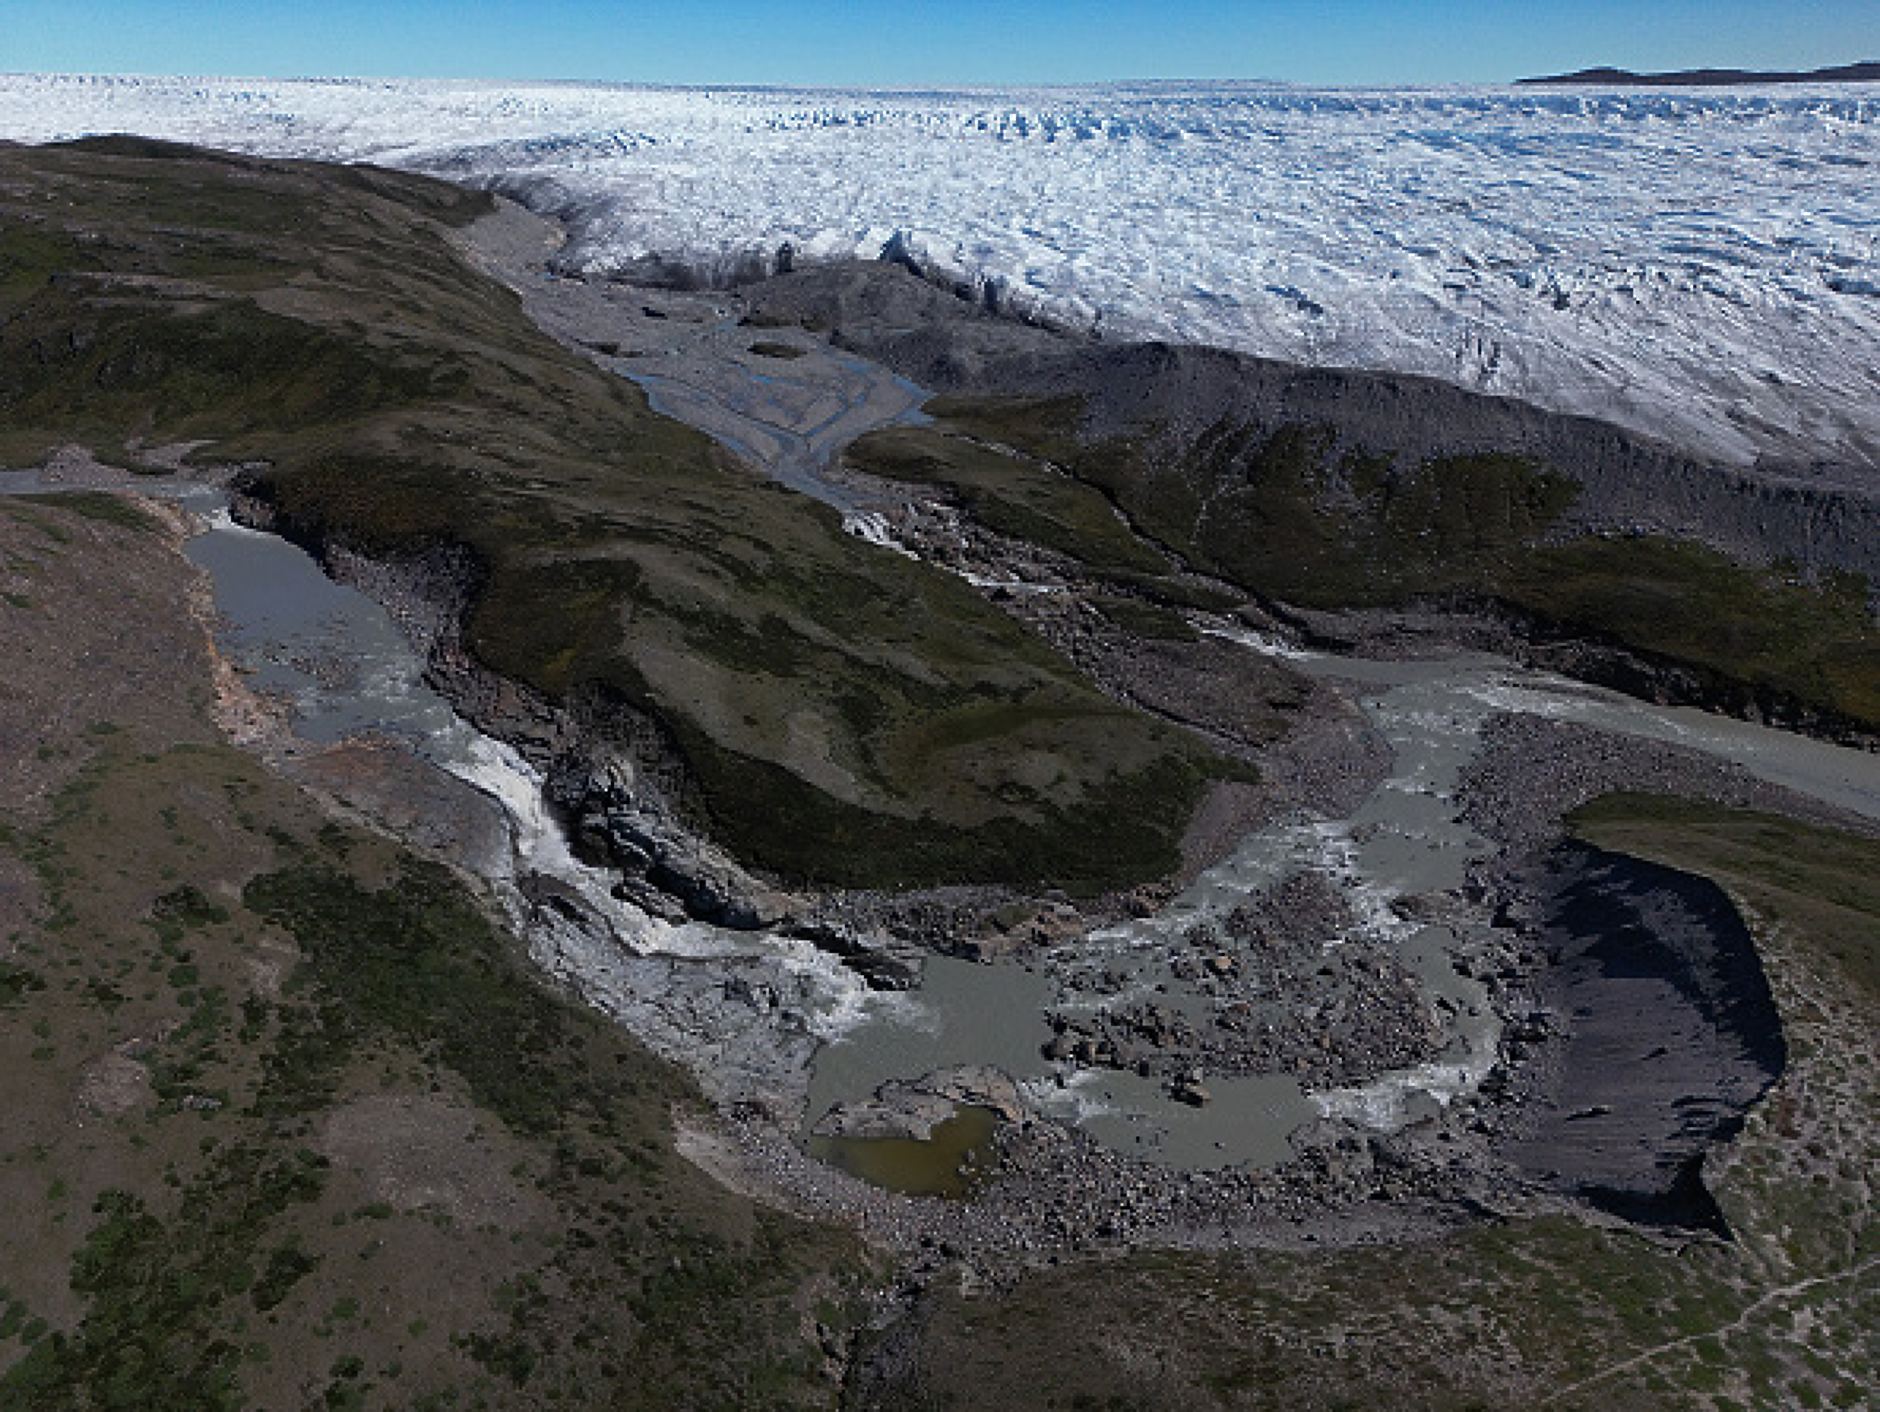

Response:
(10, 454), (1876, 1188)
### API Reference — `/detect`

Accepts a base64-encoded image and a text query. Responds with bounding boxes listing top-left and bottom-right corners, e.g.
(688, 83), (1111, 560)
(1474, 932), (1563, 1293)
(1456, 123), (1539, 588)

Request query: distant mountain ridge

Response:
(1521, 60), (1880, 86)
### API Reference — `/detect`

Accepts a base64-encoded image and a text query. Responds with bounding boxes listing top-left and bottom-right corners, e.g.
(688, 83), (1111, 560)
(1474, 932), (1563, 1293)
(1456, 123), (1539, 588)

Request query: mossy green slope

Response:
(918, 396), (1880, 734)
(0, 495), (868, 1410)
(0, 138), (1226, 892)
(841, 421), (1166, 579)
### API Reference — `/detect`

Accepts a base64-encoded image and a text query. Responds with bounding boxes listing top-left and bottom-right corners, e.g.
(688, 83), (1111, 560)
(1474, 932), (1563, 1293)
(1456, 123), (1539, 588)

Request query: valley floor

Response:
(0, 182), (1874, 1410)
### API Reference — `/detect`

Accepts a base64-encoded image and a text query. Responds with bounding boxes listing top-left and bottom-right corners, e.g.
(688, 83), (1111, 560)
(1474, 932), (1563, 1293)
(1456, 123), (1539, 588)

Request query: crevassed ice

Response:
(5, 74), (1878, 467)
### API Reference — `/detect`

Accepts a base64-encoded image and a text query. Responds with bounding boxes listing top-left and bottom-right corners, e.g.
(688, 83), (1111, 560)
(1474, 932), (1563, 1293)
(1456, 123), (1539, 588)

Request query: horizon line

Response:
(15, 68), (1878, 95)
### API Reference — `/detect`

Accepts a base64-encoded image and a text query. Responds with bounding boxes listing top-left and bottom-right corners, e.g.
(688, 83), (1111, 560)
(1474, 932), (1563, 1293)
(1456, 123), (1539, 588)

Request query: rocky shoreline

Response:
(248, 477), (1860, 1274)
(130, 201), (1866, 1296)
(1276, 598), (1880, 752)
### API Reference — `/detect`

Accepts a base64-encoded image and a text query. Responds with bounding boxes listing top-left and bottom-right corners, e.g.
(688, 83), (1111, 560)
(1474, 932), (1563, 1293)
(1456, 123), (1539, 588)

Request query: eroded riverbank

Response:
(12, 199), (1876, 1266)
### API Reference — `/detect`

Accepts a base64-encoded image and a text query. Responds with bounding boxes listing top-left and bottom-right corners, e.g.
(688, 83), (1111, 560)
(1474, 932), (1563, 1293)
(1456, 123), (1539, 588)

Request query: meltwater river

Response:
(7, 453), (1877, 1174)
(21, 470), (1858, 1174)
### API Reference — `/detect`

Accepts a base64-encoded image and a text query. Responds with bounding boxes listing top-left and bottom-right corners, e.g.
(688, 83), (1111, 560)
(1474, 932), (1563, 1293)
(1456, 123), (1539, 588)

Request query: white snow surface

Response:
(5, 73), (1879, 467)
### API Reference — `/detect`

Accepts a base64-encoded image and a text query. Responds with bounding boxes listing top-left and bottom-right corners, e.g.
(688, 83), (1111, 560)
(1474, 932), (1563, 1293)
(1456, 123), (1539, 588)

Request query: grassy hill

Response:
(0, 494), (871, 1409)
(0, 137), (1237, 894)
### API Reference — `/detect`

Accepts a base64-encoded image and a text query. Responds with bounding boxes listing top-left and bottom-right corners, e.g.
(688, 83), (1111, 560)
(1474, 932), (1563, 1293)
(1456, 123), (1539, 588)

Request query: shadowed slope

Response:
(0, 138), (1235, 892)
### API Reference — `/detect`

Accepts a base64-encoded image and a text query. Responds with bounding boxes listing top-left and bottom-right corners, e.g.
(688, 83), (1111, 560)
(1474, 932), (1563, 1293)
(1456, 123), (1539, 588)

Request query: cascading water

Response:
(11, 409), (1879, 1180)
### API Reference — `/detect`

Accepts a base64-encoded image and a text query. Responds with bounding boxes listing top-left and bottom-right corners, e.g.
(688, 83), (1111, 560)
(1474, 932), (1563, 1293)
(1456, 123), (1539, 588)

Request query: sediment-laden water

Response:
(75, 475), (1874, 1181)
(10, 339), (1879, 1185)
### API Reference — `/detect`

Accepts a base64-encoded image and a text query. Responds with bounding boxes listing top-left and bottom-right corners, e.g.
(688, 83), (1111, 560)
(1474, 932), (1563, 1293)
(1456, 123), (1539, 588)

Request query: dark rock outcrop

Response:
(1521, 61), (1880, 87)
(1496, 841), (1787, 1232)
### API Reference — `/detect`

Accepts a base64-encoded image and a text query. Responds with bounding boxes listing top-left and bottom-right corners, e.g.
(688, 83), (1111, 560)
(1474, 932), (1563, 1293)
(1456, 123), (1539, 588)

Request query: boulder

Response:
(787, 919), (925, 991)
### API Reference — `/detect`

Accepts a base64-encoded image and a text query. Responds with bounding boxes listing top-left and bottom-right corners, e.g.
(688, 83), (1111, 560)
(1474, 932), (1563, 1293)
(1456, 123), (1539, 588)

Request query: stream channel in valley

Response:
(174, 490), (1880, 1178)
(10, 282), (1880, 1195)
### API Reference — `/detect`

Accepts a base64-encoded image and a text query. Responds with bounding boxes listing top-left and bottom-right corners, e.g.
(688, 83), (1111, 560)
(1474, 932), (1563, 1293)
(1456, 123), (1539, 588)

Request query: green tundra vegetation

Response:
(883, 396), (1880, 735)
(851, 795), (1880, 1410)
(0, 496), (870, 1410)
(4, 139), (1877, 1410)
(6, 464), (1876, 1409)
(0, 137), (1237, 894)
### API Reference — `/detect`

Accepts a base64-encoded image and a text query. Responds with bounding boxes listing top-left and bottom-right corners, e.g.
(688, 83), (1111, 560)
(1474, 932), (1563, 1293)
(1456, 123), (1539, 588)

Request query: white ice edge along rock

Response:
(6, 74), (1878, 470)
(839, 510), (918, 557)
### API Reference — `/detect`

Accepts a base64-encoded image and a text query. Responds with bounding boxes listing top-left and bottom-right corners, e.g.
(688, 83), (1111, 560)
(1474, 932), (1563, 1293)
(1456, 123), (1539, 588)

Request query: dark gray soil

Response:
(738, 260), (1880, 581)
(1453, 712), (1878, 1230)
(1498, 842), (1786, 1231)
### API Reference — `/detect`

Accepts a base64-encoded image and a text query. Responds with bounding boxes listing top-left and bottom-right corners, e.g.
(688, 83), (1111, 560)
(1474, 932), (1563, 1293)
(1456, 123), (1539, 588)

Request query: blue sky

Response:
(6, 1), (1878, 86)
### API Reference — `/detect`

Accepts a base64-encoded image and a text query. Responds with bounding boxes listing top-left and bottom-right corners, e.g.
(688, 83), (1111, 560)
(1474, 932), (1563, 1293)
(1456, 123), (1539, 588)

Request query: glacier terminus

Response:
(4, 72), (1877, 473)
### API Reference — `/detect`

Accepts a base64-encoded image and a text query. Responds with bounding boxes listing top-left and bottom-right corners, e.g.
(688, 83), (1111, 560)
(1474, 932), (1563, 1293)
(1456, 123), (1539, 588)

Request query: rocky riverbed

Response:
(312, 203), (1868, 1262)
(31, 199), (1869, 1283)
(767, 668), (1873, 1263)
(0, 459), (1844, 1290)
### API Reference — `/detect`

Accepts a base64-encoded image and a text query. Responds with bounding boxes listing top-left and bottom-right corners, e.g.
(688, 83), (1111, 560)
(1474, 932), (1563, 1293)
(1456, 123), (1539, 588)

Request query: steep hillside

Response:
(0, 493), (869, 1409)
(739, 263), (1880, 738)
(0, 138), (1237, 893)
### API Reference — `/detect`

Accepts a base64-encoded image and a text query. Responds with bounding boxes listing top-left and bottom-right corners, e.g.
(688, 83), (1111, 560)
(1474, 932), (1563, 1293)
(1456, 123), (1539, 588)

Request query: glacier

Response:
(2, 73), (1877, 469)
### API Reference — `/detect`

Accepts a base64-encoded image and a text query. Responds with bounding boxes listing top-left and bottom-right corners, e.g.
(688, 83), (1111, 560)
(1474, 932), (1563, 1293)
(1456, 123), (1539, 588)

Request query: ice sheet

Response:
(5, 75), (1877, 466)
